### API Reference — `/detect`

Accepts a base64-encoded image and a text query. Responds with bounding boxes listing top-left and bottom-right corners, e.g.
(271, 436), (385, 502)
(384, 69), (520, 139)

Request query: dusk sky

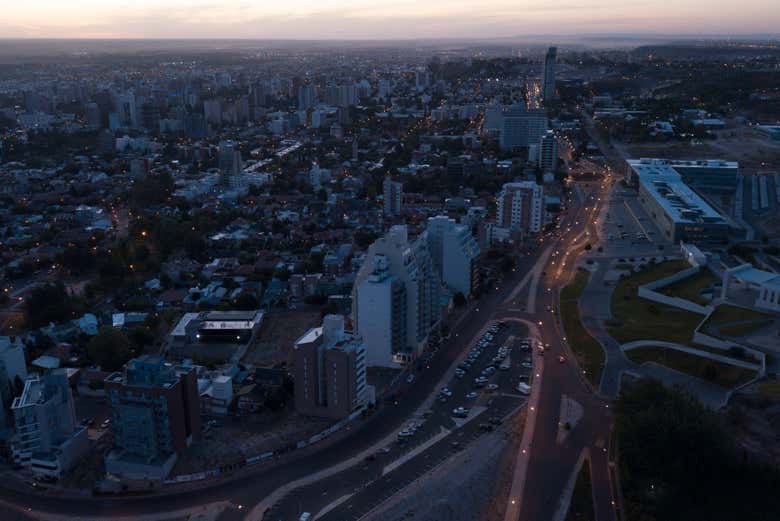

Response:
(2, 0), (779, 39)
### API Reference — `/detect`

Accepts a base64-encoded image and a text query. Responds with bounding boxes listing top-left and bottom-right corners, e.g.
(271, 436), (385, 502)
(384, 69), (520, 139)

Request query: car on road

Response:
(474, 376), (488, 387)
(101, 419), (111, 429)
(521, 361), (532, 369)
(440, 387), (453, 397)
(452, 407), (469, 418)
(558, 355), (566, 363)
(397, 429), (415, 440)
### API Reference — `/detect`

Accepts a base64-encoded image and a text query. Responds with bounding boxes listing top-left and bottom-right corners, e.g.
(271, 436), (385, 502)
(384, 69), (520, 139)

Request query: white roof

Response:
(730, 265), (780, 288)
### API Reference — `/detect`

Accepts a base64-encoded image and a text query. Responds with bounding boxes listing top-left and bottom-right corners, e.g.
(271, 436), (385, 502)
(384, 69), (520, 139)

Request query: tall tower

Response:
(543, 46), (557, 103)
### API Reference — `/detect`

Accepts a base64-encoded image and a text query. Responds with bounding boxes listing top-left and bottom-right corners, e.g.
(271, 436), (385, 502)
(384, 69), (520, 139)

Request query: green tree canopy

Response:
(87, 326), (133, 372)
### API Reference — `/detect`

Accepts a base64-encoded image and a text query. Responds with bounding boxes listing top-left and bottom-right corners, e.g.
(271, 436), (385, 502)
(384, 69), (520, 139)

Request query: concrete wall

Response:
(638, 265), (714, 315)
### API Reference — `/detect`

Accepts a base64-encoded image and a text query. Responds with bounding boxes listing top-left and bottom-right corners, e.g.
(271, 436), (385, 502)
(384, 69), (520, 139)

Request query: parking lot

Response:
(600, 190), (672, 258)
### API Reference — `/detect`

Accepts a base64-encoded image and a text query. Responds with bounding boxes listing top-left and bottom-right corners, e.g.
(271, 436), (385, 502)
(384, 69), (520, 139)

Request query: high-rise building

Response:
(11, 370), (89, 480)
(218, 140), (242, 188)
(84, 102), (102, 128)
(353, 226), (440, 366)
(203, 98), (222, 127)
(543, 46), (557, 103)
(294, 315), (368, 420)
(499, 105), (548, 151)
(114, 93), (138, 129)
(104, 355), (201, 482)
(538, 130), (558, 171)
(383, 178), (403, 217)
(496, 182), (544, 234)
(426, 216), (481, 296)
(297, 84), (315, 110)
(0, 336), (27, 401)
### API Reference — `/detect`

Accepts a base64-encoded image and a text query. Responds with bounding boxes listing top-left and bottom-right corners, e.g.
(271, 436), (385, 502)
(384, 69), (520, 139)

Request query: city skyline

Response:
(2, 0), (780, 39)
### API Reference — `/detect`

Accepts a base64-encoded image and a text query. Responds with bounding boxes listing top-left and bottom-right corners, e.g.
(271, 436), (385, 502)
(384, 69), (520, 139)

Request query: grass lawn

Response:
(609, 261), (704, 345)
(703, 305), (775, 339)
(626, 345), (757, 388)
(758, 379), (780, 397)
(560, 269), (604, 387)
(717, 320), (774, 338)
(707, 304), (773, 325)
(565, 460), (595, 521)
(657, 268), (718, 305)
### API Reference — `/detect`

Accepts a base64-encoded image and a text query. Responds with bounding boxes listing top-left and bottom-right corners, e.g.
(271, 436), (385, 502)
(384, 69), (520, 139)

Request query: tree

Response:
(617, 379), (780, 521)
(87, 327), (133, 372)
(24, 282), (76, 329)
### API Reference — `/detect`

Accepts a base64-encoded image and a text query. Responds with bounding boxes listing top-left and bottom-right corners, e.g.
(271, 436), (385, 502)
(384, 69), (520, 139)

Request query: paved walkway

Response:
(577, 260), (632, 398)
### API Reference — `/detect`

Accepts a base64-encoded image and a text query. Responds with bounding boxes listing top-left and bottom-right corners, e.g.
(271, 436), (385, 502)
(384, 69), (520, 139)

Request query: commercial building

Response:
(11, 370), (88, 480)
(294, 315), (368, 420)
(496, 181), (545, 235)
(629, 159), (729, 243)
(104, 355), (201, 482)
(543, 47), (557, 102)
(169, 310), (263, 361)
(626, 158), (738, 191)
(722, 265), (780, 313)
(383, 177), (403, 217)
(426, 216), (481, 296)
(499, 105), (548, 151)
(353, 226), (440, 367)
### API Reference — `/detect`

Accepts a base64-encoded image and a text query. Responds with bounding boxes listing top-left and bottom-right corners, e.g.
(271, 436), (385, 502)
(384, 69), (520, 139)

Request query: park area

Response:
(701, 304), (775, 338)
(625, 345), (757, 389)
(657, 267), (719, 305)
(560, 269), (604, 386)
(609, 260), (704, 345)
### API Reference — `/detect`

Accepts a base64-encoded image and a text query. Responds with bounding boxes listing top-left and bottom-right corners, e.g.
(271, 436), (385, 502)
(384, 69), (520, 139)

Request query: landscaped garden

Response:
(608, 260), (704, 345)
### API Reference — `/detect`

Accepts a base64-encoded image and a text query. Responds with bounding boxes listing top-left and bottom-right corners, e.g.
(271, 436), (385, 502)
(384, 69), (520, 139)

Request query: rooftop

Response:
(630, 161), (725, 225)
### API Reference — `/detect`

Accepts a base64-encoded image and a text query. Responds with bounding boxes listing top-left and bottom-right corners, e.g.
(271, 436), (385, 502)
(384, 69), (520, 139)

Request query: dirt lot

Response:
(173, 407), (332, 475)
(726, 391), (780, 467)
(242, 311), (322, 367)
(622, 129), (780, 171)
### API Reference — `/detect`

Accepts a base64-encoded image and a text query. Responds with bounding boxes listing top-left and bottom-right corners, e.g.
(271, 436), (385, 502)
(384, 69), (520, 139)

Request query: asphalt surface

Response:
(269, 323), (530, 520)
(0, 252), (543, 519)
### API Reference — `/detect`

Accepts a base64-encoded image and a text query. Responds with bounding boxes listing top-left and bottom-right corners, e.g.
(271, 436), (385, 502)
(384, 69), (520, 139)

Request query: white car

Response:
(452, 407), (469, 418)
(516, 383), (531, 395)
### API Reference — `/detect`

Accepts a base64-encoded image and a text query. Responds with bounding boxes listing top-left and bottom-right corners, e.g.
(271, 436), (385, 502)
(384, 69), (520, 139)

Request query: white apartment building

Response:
(496, 182), (544, 234)
(426, 216), (481, 296)
(353, 226), (440, 366)
(11, 370), (89, 480)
